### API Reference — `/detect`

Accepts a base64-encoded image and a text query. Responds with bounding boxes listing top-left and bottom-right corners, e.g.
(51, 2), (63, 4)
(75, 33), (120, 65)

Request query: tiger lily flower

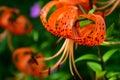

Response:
(0, 6), (33, 52)
(12, 48), (47, 78)
(39, 0), (106, 79)
(0, 6), (32, 35)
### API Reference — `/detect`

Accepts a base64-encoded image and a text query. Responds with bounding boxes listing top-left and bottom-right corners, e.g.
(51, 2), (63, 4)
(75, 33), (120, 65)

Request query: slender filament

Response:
(43, 39), (67, 61)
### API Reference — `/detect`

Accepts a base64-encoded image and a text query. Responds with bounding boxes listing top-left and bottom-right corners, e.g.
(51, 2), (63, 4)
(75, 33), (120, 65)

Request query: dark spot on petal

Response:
(55, 22), (59, 29)
(101, 35), (104, 39)
(89, 30), (94, 34)
(87, 36), (91, 38)
(102, 27), (104, 30)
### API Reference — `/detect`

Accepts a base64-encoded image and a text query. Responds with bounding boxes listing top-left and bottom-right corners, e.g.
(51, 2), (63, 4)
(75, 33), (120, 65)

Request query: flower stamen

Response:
(40, 39), (83, 79)
(94, 0), (120, 16)
(43, 38), (67, 61)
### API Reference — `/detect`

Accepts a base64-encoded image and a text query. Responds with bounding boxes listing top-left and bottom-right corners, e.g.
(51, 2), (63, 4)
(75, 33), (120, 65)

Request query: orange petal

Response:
(40, 1), (58, 32)
(56, 0), (90, 12)
(8, 15), (32, 35)
(12, 48), (46, 77)
(12, 48), (35, 74)
(48, 6), (79, 38)
(0, 8), (19, 29)
(74, 14), (106, 46)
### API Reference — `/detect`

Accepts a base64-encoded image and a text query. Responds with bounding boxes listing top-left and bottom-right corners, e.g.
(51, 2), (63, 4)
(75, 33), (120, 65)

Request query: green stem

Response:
(97, 46), (108, 80)
(0, 30), (7, 42)
(7, 31), (14, 52)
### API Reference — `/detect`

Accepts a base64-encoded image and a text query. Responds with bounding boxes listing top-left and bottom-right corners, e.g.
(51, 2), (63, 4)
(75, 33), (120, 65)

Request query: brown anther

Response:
(48, 67), (51, 75)
(57, 63), (61, 71)
(31, 55), (39, 65)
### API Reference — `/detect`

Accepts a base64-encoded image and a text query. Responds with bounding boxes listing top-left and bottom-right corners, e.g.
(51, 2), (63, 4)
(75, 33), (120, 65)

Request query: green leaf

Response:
(87, 62), (106, 79)
(103, 49), (118, 62)
(87, 62), (102, 72)
(107, 72), (120, 78)
(80, 20), (94, 28)
(109, 77), (117, 80)
(107, 72), (120, 80)
(49, 72), (70, 80)
(106, 23), (115, 37)
(96, 71), (106, 79)
(75, 54), (98, 62)
(88, 8), (96, 14)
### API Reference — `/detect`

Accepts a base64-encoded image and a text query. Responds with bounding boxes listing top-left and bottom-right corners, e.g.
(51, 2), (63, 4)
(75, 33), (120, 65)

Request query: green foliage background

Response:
(0, 0), (120, 80)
